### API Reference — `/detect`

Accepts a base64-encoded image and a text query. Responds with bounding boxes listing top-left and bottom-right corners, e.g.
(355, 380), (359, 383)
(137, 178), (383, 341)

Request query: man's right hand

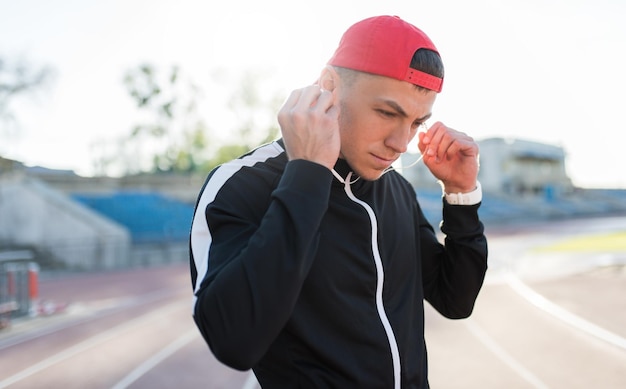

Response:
(277, 85), (340, 171)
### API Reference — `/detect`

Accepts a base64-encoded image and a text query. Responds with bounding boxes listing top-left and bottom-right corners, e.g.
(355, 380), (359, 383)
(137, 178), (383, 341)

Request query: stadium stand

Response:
(72, 192), (194, 244)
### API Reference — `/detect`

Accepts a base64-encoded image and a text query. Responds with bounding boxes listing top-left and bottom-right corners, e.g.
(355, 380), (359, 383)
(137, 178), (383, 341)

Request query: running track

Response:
(1, 217), (625, 388)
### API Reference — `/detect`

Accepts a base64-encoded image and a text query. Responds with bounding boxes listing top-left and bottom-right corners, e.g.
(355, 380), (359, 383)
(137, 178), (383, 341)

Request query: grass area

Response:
(535, 231), (626, 252)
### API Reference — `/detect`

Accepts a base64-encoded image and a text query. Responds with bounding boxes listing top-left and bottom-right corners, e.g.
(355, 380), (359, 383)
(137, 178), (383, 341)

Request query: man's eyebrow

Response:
(380, 99), (432, 122)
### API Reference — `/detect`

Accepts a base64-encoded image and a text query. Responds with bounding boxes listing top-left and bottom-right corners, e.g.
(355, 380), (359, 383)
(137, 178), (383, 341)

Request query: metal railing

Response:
(0, 251), (38, 326)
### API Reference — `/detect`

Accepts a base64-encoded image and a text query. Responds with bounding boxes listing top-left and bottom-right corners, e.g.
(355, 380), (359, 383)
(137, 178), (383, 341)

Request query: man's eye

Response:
(377, 109), (396, 117)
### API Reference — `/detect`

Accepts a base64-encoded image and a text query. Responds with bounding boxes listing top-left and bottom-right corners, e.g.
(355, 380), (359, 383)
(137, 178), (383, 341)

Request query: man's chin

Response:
(352, 168), (387, 182)
(342, 159), (388, 181)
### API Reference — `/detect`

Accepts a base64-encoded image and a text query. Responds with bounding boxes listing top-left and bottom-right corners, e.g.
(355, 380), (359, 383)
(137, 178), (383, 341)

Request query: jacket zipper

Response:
(340, 172), (401, 389)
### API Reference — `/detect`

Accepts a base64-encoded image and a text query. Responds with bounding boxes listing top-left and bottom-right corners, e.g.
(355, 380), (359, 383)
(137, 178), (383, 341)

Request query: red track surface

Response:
(1, 218), (625, 388)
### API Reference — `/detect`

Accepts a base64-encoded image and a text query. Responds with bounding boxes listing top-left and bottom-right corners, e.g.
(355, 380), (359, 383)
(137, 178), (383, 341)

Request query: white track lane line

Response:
(111, 329), (199, 389)
(0, 287), (179, 351)
(506, 274), (626, 351)
(465, 320), (551, 389)
(0, 302), (185, 389)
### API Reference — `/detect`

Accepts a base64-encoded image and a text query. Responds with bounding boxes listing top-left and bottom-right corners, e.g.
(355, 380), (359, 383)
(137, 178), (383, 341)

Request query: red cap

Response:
(328, 15), (443, 93)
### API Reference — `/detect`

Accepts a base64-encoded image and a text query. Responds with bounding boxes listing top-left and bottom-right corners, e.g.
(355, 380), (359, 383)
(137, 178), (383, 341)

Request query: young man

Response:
(190, 15), (488, 388)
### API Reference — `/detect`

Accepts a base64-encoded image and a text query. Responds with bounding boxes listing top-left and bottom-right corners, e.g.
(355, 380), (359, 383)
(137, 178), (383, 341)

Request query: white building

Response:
(477, 138), (572, 195)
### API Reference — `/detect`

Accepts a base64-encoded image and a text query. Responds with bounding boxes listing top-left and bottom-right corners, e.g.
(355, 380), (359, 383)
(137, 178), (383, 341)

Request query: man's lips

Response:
(371, 153), (398, 166)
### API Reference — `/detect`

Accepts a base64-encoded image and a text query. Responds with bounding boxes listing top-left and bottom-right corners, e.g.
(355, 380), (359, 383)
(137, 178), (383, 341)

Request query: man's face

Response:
(336, 72), (437, 181)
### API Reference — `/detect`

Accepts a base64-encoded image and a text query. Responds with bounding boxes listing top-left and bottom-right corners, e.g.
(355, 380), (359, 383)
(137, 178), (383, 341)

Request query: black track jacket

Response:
(190, 140), (488, 388)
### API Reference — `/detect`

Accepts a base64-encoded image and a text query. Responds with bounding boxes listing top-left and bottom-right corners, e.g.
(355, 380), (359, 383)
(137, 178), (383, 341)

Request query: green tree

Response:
(206, 70), (281, 167)
(0, 57), (52, 136)
(110, 64), (282, 176)
(117, 64), (209, 174)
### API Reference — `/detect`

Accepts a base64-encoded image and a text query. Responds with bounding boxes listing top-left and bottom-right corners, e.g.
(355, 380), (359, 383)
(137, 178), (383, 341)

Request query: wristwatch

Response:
(444, 181), (482, 205)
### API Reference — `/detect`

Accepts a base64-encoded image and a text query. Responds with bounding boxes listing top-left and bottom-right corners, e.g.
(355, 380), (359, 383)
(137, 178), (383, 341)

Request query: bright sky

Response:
(1, 0), (624, 188)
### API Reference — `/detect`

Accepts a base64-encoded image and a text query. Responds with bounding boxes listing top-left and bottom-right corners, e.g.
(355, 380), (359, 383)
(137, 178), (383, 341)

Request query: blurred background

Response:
(1, 1), (625, 388)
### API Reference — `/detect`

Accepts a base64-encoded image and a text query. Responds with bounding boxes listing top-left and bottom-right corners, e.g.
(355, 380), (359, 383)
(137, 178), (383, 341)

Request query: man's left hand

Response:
(417, 121), (479, 194)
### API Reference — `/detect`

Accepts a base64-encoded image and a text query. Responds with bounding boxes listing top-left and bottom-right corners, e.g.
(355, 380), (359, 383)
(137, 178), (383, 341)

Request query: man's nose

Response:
(385, 124), (411, 154)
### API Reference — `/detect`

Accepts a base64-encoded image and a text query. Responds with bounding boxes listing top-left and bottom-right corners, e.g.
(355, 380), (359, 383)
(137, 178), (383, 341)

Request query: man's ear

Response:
(319, 65), (339, 92)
